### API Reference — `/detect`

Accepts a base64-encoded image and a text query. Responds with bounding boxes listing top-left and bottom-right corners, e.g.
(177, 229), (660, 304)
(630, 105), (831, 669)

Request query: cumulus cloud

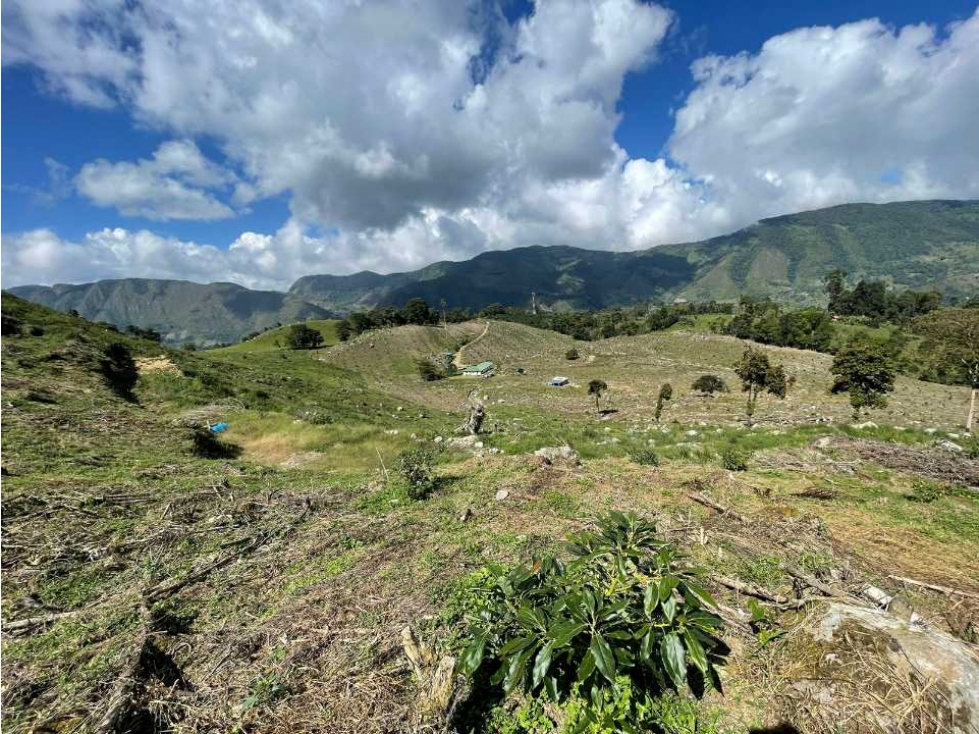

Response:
(75, 140), (237, 220)
(2, 1), (978, 289)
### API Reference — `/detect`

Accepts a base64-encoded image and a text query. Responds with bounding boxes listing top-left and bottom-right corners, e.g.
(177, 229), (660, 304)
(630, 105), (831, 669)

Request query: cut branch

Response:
(687, 492), (746, 522)
(887, 574), (979, 600)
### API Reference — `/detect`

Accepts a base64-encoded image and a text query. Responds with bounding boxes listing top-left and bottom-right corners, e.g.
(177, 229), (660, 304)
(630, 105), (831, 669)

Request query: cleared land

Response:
(2, 296), (977, 734)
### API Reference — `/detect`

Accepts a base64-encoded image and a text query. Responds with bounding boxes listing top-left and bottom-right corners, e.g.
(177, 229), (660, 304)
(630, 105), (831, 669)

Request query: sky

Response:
(2, 0), (978, 291)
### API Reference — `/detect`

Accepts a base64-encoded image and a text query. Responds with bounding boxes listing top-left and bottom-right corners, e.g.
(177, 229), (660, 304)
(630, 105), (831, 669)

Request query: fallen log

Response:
(1, 609), (81, 634)
(687, 493), (746, 523)
(887, 574), (979, 600)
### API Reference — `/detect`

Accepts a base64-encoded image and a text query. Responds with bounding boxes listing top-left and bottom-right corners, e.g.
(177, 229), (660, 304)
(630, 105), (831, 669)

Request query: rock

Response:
(936, 439), (963, 453)
(685, 430), (699, 437)
(860, 585), (894, 608)
(447, 435), (480, 448)
(384, 429), (400, 435)
(533, 445), (580, 463)
(813, 603), (979, 732)
(433, 436), (443, 443)
(494, 489), (509, 501)
(813, 436), (833, 449)
(925, 427), (938, 434)
(459, 507), (472, 522)
(852, 421), (878, 430)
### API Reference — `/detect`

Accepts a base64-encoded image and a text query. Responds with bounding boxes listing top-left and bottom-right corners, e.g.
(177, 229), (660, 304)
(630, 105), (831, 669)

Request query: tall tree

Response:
(914, 308), (979, 432)
(830, 339), (896, 420)
(734, 346), (787, 420)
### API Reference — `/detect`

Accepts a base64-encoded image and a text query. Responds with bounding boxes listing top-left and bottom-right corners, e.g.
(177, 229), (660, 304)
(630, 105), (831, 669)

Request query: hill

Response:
(3, 294), (978, 733)
(293, 200), (979, 310)
(9, 200), (979, 344)
(8, 278), (334, 346)
(207, 318), (341, 354)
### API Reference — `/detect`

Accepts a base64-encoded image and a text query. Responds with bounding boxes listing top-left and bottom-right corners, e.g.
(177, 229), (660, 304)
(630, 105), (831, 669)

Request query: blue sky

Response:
(2, 0), (978, 288)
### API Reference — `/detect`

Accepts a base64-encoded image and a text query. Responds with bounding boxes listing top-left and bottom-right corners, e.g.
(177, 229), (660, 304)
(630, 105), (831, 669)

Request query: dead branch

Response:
(713, 574), (788, 604)
(783, 565), (848, 600)
(95, 609), (151, 734)
(887, 574), (979, 600)
(1, 609), (81, 634)
(687, 492), (745, 522)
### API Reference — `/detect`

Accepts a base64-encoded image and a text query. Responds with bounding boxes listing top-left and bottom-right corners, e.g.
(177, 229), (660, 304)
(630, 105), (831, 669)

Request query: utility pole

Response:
(531, 291), (537, 315)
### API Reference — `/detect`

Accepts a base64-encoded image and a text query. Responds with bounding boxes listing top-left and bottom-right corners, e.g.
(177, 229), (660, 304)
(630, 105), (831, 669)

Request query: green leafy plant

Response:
(566, 348), (580, 361)
(719, 447), (749, 472)
(397, 448), (437, 500)
(908, 478), (949, 503)
(691, 375), (727, 397)
(733, 347), (787, 420)
(746, 600), (784, 648)
(629, 449), (660, 467)
(456, 512), (725, 729)
(654, 383), (673, 422)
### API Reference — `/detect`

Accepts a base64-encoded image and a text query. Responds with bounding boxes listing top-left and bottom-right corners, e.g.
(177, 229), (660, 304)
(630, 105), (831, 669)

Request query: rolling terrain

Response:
(10, 200), (979, 345)
(2, 294), (978, 734)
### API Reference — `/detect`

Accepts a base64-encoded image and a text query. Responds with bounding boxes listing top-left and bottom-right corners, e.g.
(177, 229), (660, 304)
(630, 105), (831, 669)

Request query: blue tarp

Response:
(210, 422), (229, 434)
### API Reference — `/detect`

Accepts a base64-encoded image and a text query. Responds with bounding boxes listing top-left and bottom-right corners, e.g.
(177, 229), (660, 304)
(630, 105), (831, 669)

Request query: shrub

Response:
(191, 426), (242, 459)
(908, 478), (949, 503)
(720, 447), (749, 472)
(565, 348), (579, 361)
(456, 512), (725, 729)
(397, 448), (437, 499)
(416, 358), (445, 382)
(100, 342), (139, 401)
(29, 325), (45, 337)
(654, 383), (673, 422)
(691, 375), (727, 397)
(630, 449), (660, 467)
(287, 323), (324, 350)
(1, 314), (23, 336)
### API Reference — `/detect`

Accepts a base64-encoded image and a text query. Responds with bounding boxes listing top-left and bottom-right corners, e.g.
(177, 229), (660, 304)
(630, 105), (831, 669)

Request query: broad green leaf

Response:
(544, 675), (560, 702)
(662, 594), (677, 623)
(576, 646), (596, 682)
(640, 630), (653, 662)
(682, 580), (717, 610)
(503, 647), (533, 695)
(548, 619), (585, 647)
(659, 575), (679, 602)
(531, 642), (554, 689)
(589, 634), (616, 683)
(660, 632), (687, 689)
(643, 582), (659, 615)
(499, 635), (534, 657)
(683, 629), (708, 673)
(458, 635), (486, 675)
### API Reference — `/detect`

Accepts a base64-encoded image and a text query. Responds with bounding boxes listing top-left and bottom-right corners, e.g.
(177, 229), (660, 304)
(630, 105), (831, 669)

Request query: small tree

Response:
(691, 375), (727, 397)
(734, 347), (787, 420)
(588, 379), (607, 412)
(100, 342), (138, 401)
(654, 382), (673, 421)
(287, 323), (324, 350)
(416, 358), (444, 382)
(830, 340), (896, 420)
(397, 449), (437, 500)
(566, 347), (579, 361)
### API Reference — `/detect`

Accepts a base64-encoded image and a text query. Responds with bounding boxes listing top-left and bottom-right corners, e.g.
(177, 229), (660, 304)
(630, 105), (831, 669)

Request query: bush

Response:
(29, 325), (45, 337)
(456, 512), (725, 729)
(720, 447), (750, 471)
(416, 358), (445, 382)
(691, 375), (727, 397)
(100, 342), (139, 401)
(908, 478), (950, 503)
(397, 448), (437, 499)
(287, 323), (324, 350)
(191, 426), (242, 459)
(565, 348), (579, 361)
(630, 449), (660, 467)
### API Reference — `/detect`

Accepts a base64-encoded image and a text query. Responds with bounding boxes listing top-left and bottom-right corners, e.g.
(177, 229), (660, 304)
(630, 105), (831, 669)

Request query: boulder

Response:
(533, 445), (580, 463)
(936, 439), (964, 453)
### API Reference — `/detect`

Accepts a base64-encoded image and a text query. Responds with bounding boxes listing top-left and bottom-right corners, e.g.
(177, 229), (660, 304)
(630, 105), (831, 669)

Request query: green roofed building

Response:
(461, 361), (494, 376)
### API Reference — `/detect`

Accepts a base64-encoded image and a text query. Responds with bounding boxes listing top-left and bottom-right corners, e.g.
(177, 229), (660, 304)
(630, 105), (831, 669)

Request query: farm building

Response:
(549, 376), (570, 387)
(461, 361), (494, 376)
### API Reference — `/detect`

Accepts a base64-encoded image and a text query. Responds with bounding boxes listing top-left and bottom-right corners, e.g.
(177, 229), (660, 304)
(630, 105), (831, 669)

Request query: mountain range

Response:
(9, 200), (978, 344)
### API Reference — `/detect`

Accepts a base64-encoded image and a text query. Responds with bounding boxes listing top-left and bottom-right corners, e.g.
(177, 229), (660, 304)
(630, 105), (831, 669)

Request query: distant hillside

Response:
(292, 200), (979, 310)
(8, 279), (333, 346)
(10, 201), (978, 342)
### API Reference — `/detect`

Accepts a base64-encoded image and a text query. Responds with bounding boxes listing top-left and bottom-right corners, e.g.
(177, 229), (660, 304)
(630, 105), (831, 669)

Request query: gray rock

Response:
(852, 421), (878, 430)
(533, 445), (580, 462)
(813, 436), (833, 449)
(936, 439), (964, 453)
(494, 489), (509, 501)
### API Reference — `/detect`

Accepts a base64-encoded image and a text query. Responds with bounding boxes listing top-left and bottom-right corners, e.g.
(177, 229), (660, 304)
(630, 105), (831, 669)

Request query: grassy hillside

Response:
(294, 200), (979, 310)
(8, 279), (334, 346)
(208, 319), (341, 354)
(3, 294), (978, 734)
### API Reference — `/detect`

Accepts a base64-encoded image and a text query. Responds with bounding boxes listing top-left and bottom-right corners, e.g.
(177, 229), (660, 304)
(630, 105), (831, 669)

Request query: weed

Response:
(397, 448), (438, 499)
(630, 448), (660, 467)
(720, 447), (750, 472)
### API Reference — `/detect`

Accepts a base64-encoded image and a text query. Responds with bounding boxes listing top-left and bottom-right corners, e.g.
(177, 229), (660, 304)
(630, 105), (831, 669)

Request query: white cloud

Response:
(75, 140), (237, 220)
(2, 2), (978, 289)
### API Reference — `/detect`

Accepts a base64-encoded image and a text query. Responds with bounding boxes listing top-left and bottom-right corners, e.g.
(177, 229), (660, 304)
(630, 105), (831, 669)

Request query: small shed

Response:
(549, 376), (570, 387)
(461, 361), (495, 376)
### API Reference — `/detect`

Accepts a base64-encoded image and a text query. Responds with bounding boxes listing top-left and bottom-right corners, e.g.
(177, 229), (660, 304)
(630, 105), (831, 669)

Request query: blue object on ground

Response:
(210, 422), (229, 434)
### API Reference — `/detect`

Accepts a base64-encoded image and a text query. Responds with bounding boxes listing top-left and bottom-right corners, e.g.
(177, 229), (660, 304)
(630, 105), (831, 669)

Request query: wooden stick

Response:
(783, 565), (848, 600)
(887, 574), (979, 600)
(712, 574), (788, 604)
(686, 492), (746, 523)
(1, 609), (81, 633)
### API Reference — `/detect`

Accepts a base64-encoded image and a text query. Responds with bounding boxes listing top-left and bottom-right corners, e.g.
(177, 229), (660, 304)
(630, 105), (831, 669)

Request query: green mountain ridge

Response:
(8, 278), (335, 346)
(10, 200), (979, 343)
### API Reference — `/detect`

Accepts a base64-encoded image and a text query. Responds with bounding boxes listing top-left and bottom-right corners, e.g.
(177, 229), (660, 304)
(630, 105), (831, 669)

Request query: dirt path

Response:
(452, 320), (490, 369)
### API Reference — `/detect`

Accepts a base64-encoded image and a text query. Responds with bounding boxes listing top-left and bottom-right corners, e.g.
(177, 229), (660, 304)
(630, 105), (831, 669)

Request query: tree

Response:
(654, 382), (673, 421)
(830, 339), (896, 420)
(287, 323), (324, 350)
(588, 379), (607, 412)
(734, 347), (787, 420)
(100, 342), (138, 401)
(335, 320), (352, 342)
(404, 298), (433, 325)
(416, 358), (444, 382)
(565, 347), (579, 361)
(914, 308), (979, 432)
(824, 269), (847, 313)
(691, 375), (727, 397)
